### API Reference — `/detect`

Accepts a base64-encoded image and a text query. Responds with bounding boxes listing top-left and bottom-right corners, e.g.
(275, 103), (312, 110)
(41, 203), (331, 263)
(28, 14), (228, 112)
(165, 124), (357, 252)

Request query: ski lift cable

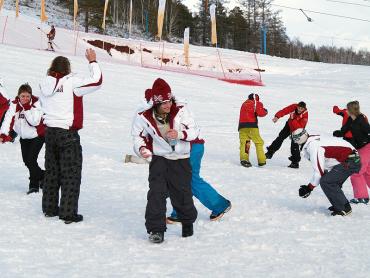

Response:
(271, 3), (370, 23)
(326, 0), (370, 8)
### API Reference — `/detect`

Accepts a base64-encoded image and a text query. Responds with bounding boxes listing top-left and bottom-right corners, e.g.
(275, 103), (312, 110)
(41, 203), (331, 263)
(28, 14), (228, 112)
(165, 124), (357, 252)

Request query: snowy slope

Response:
(1, 12), (370, 278)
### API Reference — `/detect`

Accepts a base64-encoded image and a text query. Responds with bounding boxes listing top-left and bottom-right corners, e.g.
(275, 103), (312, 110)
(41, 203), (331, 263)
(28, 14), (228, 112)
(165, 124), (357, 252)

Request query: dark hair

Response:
(18, 83), (32, 96)
(297, 101), (306, 109)
(47, 56), (71, 76)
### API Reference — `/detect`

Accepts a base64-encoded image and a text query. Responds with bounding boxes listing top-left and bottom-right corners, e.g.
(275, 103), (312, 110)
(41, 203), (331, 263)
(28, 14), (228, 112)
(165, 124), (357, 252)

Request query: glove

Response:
(333, 130), (343, 137)
(332, 105), (339, 114)
(248, 93), (254, 100)
(299, 184), (314, 198)
(255, 94), (260, 101)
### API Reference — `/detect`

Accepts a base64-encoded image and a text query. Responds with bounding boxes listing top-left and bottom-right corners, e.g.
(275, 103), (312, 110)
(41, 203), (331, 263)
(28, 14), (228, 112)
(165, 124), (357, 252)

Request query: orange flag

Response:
(74, 0), (78, 29)
(210, 4), (217, 45)
(157, 0), (166, 40)
(16, 0), (19, 17)
(41, 0), (48, 22)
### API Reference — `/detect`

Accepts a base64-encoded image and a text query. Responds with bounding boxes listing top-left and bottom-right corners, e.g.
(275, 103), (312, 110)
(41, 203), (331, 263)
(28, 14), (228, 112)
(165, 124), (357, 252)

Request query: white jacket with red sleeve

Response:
(38, 61), (102, 130)
(0, 96), (44, 141)
(302, 135), (357, 187)
(131, 102), (200, 160)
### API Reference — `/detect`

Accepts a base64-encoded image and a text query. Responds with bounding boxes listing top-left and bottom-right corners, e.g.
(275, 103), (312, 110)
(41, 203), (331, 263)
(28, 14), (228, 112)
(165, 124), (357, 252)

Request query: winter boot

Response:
(60, 214), (83, 224)
(149, 232), (164, 243)
(331, 203), (352, 216)
(182, 224), (194, 238)
(350, 198), (369, 204)
(258, 162), (266, 167)
(210, 201), (232, 221)
(265, 150), (274, 159)
(240, 160), (252, 168)
(288, 162), (299, 169)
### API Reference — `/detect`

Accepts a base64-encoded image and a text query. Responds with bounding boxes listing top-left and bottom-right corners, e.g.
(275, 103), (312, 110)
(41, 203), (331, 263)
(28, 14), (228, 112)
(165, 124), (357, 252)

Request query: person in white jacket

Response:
(131, 78), (198, 243)
(293, 129), (361, 216)
(0, 83), (45, 194)
(39, 49), (102, 224)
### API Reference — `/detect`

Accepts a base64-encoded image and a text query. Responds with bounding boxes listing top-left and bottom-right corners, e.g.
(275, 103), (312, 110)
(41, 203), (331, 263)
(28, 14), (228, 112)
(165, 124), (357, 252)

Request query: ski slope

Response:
(1, 10), (370, 278)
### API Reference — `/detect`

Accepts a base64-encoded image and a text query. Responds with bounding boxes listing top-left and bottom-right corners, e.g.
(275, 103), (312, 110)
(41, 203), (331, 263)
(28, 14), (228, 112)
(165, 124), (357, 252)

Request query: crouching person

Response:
(293, 129), (361, 216)
(0, 84), (45, 194)
(132, 78), (198, 243)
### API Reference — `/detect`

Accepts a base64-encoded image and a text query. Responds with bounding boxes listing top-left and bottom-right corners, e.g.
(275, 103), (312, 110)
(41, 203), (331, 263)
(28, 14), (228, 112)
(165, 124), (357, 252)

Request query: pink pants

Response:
(351, 143), (370, 198)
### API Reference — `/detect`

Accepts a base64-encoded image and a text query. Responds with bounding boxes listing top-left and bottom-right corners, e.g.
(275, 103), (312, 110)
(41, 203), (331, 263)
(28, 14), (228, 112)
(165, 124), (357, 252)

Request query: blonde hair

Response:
(347, 100), (361, 117)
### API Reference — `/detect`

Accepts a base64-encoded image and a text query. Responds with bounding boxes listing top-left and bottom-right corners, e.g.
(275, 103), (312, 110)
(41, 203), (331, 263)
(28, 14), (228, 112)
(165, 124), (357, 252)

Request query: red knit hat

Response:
(151, 78), (172, 105)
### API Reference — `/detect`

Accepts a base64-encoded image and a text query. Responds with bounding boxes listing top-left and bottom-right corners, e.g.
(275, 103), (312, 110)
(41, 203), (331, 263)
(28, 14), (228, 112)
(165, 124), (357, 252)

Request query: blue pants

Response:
(171, 143), (229, 216)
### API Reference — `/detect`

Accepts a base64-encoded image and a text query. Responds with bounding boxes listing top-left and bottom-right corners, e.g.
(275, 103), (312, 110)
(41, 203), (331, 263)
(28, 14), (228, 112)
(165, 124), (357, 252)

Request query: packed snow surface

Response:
(0, 8), (370, 278)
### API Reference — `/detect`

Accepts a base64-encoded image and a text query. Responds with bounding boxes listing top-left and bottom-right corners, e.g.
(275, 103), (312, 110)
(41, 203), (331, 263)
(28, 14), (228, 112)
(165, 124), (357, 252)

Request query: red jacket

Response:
(333, 106), (352, 139)
(275, 103), (308, 132)
(0, 92), (9, 125)
(239, 99), (268, 130)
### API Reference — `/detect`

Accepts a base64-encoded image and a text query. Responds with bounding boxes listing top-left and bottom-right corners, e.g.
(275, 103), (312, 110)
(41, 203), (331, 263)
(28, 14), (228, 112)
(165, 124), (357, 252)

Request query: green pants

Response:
(239, 127), (266, 164)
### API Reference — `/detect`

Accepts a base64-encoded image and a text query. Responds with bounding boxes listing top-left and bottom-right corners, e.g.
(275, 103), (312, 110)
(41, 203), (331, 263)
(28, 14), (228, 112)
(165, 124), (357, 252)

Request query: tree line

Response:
(52, 0), (370, 66)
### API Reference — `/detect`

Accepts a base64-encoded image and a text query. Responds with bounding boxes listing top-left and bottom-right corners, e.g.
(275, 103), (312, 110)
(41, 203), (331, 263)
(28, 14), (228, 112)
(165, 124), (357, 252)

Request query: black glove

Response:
(333, 130), (343, 137)
(299, 185), (313, 198)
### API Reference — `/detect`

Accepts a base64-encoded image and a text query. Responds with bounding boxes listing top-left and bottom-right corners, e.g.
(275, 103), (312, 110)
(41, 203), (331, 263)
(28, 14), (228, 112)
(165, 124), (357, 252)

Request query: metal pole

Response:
(263, 26), (267, 54)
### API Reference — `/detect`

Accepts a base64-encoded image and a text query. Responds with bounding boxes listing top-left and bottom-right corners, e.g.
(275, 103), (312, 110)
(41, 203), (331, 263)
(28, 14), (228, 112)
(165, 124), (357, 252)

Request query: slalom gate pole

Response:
(216, 48), (227, 79)
(140, 42), (143, 67)
(160, 41), (165, 69)
(74, 28), (79, 56)
(1, 15), (8, 44)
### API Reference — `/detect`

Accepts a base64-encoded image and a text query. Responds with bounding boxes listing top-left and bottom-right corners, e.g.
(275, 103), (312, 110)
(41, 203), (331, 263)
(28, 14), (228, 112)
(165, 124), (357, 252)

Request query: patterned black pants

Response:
(42, 127), (82, 218)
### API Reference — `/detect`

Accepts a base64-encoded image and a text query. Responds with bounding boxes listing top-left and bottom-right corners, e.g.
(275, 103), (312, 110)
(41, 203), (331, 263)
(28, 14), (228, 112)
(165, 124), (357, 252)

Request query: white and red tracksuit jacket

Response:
(38, 61), (102, 130)
(302, 135), (357, 187)
(0, 95), (44, 141)
(275, 103), (308, 132)
(0, 86), (10, 123)
(132, 101), (200, 160)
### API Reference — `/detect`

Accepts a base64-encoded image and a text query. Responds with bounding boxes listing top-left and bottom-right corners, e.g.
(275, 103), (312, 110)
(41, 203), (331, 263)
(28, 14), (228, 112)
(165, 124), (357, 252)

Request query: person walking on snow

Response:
(332, 105), (352, 143)
(238, 93), (268, 167)
(0, 84), (45, 194)
(39, 49), (103, 224)
(131, 78), (198, 244)
(135, 89), (231, 223)
(47, 25), (56, 51)
(333, 100), (370, 205)
(293, 129), (361, 216)
(265, 101), (308, 169)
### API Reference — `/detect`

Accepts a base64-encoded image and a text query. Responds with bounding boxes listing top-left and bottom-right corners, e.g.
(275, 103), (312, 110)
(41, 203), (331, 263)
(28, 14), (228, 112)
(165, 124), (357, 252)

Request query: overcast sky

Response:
(183, 0), (370, 50)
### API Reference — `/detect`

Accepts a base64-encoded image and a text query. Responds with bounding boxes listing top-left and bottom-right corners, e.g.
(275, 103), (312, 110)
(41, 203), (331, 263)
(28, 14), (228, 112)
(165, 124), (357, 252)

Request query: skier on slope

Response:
(131, 78), (198, 243)
(0, 84), (45, 194)
(333, 100), (370, 205)
(47, 25), (56, 51)
(265, 101), (308, 169)
(293, 129), (361, 216)
(238, 93), (268, 167)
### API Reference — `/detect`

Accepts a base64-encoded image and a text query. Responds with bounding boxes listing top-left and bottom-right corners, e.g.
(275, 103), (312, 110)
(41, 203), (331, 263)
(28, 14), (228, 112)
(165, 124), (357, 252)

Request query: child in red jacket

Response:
(265, 101), (308, 168)
(238, 93), (268, 167)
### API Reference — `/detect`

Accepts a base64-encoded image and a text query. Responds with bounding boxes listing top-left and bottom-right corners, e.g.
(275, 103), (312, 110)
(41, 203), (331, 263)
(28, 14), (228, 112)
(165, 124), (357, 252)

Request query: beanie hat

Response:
(298, 101), (306, 109)
(151, 78), (172, 105)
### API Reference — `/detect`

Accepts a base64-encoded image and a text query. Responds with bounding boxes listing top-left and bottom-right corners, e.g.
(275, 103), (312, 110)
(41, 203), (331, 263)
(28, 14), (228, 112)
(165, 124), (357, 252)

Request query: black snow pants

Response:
(145, 155), (197, 233)
(267, 121), (301, 163)
(320, 158), (361, 211)
(42, 127), (82, 219)
(20, 136), (45, 190)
